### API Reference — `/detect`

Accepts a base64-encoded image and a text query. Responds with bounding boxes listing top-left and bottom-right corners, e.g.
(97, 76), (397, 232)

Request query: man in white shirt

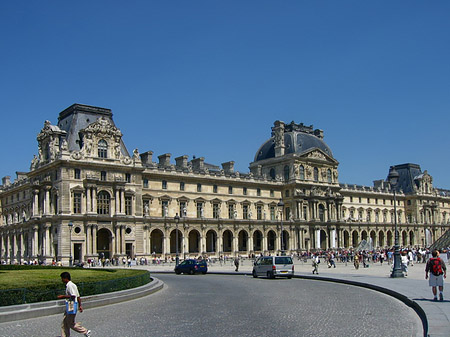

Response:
(58, 272), (91, 337)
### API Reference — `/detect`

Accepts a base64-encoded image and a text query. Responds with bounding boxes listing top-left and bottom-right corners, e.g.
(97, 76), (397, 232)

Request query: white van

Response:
(252, 256), (294, 279)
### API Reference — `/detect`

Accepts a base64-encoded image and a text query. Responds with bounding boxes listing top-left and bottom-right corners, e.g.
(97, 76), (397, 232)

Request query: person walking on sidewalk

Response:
(425, 250), (447, 301)
(57, 272), (91, 337)
(234, 257), (240, 272)
(312, 254), (320, 274)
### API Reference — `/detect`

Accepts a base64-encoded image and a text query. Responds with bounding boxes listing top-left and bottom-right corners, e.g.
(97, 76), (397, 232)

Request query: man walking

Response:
(425, 250), (447, 301)
(58, 271), (91, 337)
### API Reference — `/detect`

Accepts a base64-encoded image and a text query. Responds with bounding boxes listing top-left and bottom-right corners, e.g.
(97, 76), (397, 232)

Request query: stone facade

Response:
(0, 104), (449, 264)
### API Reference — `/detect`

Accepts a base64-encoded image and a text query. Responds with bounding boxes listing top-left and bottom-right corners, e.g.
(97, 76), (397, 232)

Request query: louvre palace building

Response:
(1, 104), (449, 265)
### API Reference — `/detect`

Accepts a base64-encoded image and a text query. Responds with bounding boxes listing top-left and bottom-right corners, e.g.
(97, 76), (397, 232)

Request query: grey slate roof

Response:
(388, 163), (423, 193)
(56, 104), (130, 157)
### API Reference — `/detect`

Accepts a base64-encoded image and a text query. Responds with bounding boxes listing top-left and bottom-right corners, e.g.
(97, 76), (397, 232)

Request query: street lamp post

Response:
(174, 213), (180, 266)
(388, 166), (404, 278)
(68, 222), (73, 267)
(278, 199), (285, 256)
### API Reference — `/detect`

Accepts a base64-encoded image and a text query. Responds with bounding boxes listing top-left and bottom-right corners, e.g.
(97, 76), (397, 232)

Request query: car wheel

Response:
(252, 270), (258, 278)
(202, 271), (207, 274)
(175, 270), (181, 275)
(189, 269), (195, 275)
(287, 276), (292, 279)
(267, 271), (274, 279)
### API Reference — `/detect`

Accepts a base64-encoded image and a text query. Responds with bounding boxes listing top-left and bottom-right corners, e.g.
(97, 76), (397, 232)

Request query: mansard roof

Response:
(56, 103), (129, 156)
(389, 163), (423, 194)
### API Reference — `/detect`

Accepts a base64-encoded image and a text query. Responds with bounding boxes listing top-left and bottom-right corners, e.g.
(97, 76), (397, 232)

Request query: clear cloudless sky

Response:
(1, 1), (449, 189)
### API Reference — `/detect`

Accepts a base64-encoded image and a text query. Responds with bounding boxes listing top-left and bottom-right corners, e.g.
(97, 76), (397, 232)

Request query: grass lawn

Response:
(0, 267), (146, 290)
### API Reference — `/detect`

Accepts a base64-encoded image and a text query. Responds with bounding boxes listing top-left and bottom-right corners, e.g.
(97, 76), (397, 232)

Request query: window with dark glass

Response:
(284, 165), (289, 181)
(73, 192), (82, 214)
(97, 191), (110, 215)
(125, 173), (131, 183)
(243, 204), (249, 219)
(243, 187), (247, 195)
(213, 185), (218, 193)
(299, 165), (305, 180)
(228, 186), (233, 194)
(270, 206), (275, 220)
(257, 188), (261, 196)
(270, 168), (275, 180)
(143, 178), (149, 188)
(313, 167), (319, 182)
(197, 183), (202, 192)
(257, 205), (262, 220)
(74, 169), (81, 180)
(327, 169), (332, 183)
(162, 180), (167, 189)
(213, 203), (219, 219)
(270, 190), (274, 197)
(98, 139), (108, 158)
(197, 202), (203, 218)
(179, 201), (186, 217)
(101, 171), (106, 181)
(228, 204), (234, 219)
(125, 196), (132, 215)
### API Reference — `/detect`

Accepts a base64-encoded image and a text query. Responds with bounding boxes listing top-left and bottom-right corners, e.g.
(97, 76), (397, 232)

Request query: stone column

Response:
(248, 233), (254, 254)
(81, 192), (86, 214)
(86, 187), (91, 213)
(44, 225), (51, 257)
(44, 187), (50, 216)
(111, 229), (116, 257)
(121, 226), (126, 255)
(276, 231), (281, 252)
(315, 227), (321, 249)
(120, 190), (125, 215)
(32, 190), (39, 217)
(217, 230), (223, 255)
(33, 226), (39, 258)
(92, 188), (97, 214)
(19, 230), (24, 263)
(85, 225), (91, 256)
(232, 235), (238, 256)
(115, 190), (120, 215)
(262, 234), (267, 253)
(330, 227), (336, 249)
(92, 225), (97, 256)
(131, 196), (136, 216)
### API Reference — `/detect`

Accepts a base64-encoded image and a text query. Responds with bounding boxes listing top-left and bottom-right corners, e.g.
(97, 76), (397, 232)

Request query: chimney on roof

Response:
(192, 157), (205, 171)
(158, 153), (171, 167)
(175, 155), (189, 169)
(140, 151), (154, 165)
(2, 176), (11, 186)
(222, 161), (235, 174)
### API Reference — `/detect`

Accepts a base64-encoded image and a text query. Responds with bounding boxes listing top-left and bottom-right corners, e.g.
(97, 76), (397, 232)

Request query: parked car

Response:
(174, 259), (208, 275)
(252, 256), (294, 279)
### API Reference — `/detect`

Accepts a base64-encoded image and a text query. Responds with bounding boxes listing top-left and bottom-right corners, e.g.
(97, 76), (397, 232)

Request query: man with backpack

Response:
(425, 250), (447, 301)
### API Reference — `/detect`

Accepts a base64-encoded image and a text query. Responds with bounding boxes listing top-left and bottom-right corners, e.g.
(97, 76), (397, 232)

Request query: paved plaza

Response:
(0, 258), (448, 336)
(0, 272), (421, 337)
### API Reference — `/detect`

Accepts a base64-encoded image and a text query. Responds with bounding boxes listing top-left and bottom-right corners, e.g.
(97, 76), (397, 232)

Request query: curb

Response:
(153, 271), (427, 337)
(0, 277), (164, 324)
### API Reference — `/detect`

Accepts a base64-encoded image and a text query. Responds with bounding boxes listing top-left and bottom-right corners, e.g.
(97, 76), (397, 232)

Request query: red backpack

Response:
(430, 258), (443, 276)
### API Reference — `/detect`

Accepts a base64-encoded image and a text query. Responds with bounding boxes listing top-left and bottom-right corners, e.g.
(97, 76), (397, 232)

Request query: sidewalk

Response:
(143, 259), (449, 337)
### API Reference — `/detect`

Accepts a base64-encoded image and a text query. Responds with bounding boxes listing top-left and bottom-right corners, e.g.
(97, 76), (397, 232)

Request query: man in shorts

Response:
(425, 250), (447, 301)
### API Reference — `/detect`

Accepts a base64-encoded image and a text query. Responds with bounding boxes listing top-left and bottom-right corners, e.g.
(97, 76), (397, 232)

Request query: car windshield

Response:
(275, 257), (293, 264)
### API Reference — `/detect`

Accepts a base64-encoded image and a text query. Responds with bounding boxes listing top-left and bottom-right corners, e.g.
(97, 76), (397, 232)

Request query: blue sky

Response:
(1, 1), (449, 189)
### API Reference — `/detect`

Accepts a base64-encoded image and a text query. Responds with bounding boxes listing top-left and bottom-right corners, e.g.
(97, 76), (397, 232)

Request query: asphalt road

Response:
(0, 273), (422, 337)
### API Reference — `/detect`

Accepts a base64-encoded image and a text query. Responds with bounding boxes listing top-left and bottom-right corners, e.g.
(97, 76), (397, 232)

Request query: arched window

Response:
(97, 191), (110, 215)
(314, 167), (319, 182)
(284, 165), (290, 181)
(299, 165), (305, 180)
(269, 168), (276, 180)
(98, 139), (108, 158)
(327, 169), (332, 183)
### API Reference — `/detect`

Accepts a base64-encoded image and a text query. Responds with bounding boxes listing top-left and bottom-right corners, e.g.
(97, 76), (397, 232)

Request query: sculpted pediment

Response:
(300, 148), (338, 164)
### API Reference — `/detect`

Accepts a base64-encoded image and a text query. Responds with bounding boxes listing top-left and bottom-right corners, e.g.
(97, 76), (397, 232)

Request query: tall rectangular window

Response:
(243, 205), (248, 219)
(73, 192), (82, 214)
(74, 169), (81, 179)
(213, 185), (218, 193)
(179, 201), (186, 217)
(303, 206), (308, 220)
(257, 205), (262, 220)
(228, 204), (234, 219)
(213, 203), (219, 219)
(162, 200), (168, 217)
(143, 178), (149, 188)
(101, 171), (106, 181)
(228, 186), (233, 194)
(125, 173), (131, 183)
(197, 184), (202, 192)
(162, 180), (167, 189)
(270, 206), (275, 220)
(257, 188), (261, 196)
(180, 182), (185, 191)
(270, 190), (274, 197)
(197, 202), (203, 218)
(125, 196), (132, 215)
(243, 187), (247, 195)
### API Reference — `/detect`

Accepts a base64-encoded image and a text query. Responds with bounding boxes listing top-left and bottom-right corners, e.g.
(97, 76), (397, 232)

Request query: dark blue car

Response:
(174, 259), (208, 275)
